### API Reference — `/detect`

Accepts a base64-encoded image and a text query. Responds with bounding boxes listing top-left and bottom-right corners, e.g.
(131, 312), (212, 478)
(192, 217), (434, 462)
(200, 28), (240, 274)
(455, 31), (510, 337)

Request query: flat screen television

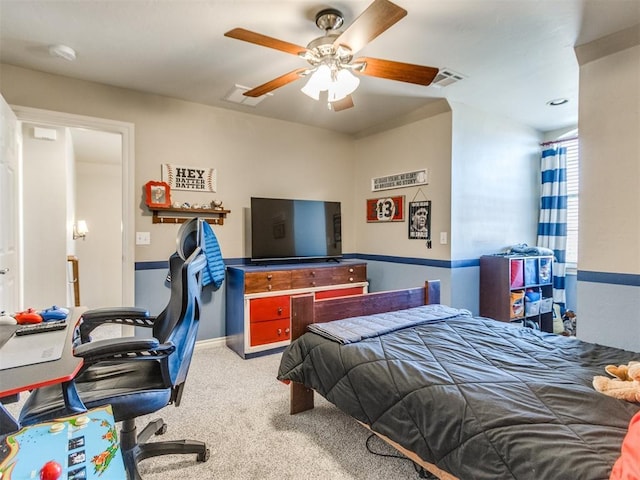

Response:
(250, 197), (342, 263)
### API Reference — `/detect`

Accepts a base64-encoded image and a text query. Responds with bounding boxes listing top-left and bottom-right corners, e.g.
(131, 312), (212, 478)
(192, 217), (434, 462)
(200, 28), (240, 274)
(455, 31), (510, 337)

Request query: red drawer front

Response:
(315, 287), (364, 300)
(250, 318), (291, 346)
(249, 295), (290, 322)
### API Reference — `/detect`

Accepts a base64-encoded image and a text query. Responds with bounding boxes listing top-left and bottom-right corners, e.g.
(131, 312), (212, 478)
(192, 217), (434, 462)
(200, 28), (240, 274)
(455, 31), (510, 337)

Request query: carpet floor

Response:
(7, 342), (422, 479)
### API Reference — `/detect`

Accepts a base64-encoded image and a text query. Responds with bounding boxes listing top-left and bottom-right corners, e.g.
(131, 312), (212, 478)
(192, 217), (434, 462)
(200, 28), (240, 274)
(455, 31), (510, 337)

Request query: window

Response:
(564, 137), (579, 268)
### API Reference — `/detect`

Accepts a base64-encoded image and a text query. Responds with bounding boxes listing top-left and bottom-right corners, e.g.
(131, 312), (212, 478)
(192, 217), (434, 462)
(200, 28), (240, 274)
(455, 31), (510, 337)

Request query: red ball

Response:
(40, 460), (62, 480)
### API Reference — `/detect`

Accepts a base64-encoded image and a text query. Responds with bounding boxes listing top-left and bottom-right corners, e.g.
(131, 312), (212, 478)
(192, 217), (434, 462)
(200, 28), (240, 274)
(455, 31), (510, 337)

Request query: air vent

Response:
(223, 85), (272, 107)
(432, 69), (466, 88)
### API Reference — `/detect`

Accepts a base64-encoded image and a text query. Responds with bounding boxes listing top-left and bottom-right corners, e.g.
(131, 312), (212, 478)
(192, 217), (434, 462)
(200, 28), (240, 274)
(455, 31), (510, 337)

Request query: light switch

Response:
(440, 232), (448, 245)
(136, 232), (151, 245)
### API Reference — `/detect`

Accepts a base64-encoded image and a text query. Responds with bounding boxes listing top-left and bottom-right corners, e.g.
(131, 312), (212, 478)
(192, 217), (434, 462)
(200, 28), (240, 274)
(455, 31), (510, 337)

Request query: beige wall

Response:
(578, 38), (640, 275)
(1, 62), (547, 321)
(75, 154), (122, 308)
(575, 25), (640, 350)
(21, 124), (70, 306)
(451, 102), (542, 260)
(353, 101), (453, 260)
(0, 64), (356, 263)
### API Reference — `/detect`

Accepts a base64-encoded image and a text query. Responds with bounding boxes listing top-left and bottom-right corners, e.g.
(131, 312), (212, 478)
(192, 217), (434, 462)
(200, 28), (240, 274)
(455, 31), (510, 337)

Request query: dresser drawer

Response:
(250, 318), (291, 346)
(315, 286), (365, 300)
(331, 264), (367, 284)
(245, 271), (291, 294)
(249, 295), (290, 323)
(291, 268), (334, 288)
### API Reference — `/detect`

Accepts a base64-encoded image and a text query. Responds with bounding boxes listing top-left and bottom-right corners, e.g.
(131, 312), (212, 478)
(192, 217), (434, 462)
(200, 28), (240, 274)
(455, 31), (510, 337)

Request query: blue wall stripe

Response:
(135, 261), (169, 270)
(134, 257), (639, 288)
(134, 254), (479, 271)
(578, 270), (640, 287)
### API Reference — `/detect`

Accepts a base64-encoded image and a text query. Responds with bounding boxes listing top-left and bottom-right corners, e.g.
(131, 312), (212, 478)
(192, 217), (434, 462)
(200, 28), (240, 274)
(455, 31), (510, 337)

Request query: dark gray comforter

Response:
(277, 306), (640, 480)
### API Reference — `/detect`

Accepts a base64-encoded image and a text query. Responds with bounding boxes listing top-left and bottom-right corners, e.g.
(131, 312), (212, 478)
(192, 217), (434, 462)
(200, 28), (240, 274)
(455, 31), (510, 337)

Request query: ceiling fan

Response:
(224, 0), (439, 112)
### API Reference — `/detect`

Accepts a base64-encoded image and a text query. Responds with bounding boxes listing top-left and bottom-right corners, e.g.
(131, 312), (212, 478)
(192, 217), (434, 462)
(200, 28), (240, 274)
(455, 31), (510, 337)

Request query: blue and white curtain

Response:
(537, 146), (567, 313)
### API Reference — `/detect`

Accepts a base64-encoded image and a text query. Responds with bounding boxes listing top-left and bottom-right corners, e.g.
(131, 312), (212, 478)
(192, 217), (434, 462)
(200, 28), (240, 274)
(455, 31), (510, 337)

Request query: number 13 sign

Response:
(366, 196), (405, 222)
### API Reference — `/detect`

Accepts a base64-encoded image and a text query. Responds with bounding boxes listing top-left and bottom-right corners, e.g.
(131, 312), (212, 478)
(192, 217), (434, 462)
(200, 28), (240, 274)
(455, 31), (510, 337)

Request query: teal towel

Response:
(200, 221), (225, 290)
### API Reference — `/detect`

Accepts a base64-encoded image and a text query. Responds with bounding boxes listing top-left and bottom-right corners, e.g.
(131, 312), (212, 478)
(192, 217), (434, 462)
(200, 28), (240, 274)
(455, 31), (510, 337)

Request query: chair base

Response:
(120, 417), (210, 480)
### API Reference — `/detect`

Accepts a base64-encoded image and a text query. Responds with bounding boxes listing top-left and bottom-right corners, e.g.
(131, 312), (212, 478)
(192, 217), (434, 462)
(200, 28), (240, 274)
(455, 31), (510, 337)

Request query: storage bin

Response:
(540, 297), (553, 314)
(539, 257), (552, 284)
(510, 259), (524, 288)
(524, 288), (541, 316)
(510, 290), (525, 319)
(524, 258), (538, 285)
(525, 300), (540, 316)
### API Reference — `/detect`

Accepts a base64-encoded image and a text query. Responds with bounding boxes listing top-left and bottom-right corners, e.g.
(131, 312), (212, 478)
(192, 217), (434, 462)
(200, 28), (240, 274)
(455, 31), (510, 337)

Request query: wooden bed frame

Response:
(287, 280), (459, 480)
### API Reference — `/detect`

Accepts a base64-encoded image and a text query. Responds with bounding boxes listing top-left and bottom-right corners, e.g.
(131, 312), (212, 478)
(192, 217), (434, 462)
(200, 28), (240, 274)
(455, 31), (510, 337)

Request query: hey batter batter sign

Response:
(162, 164), (217, 192)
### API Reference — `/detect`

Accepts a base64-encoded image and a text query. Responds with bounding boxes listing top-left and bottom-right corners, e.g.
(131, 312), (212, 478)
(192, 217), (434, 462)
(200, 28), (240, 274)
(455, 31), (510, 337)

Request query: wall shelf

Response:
(149, 206), (230, 225)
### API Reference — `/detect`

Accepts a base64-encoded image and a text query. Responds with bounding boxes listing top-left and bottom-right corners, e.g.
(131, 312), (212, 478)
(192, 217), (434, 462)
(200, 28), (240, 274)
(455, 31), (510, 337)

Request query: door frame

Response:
(11, 105), (135, 307)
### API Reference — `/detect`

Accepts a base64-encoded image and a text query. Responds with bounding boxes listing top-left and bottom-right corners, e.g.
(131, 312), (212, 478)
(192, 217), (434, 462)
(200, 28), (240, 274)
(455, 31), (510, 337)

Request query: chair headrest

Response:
(176, 218), (200, 260)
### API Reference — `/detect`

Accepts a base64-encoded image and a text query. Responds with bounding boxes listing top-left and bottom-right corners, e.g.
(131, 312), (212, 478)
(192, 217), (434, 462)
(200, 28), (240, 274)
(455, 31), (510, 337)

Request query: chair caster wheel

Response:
(197, 449), (210, 462)
(155, 423), (168, 435)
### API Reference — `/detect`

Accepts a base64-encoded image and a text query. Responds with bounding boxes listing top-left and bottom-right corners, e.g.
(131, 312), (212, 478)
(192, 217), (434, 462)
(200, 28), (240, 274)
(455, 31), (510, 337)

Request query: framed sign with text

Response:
(366, 196), (404, 222)
(372, 169), (428, 192)
(162, 164), (217, 192)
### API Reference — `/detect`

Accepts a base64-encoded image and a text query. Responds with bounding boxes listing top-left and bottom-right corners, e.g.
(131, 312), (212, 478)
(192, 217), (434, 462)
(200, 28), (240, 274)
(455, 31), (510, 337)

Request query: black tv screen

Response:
(250, 197), (342, 262)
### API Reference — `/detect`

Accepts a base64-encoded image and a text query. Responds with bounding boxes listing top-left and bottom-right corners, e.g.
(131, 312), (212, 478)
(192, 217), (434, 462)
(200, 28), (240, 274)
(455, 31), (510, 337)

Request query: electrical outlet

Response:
(136, 232), (151, 245)
(440, 232), (448, 245)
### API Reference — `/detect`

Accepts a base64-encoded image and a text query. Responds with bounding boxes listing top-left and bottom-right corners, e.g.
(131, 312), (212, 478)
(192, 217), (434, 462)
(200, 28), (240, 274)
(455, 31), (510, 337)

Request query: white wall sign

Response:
(372, 169), (428, 192)
(162, 164), (216, 192)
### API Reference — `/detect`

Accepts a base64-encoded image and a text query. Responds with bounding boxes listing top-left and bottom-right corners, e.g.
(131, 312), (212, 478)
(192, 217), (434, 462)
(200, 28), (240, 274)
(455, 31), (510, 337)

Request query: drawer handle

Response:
(277, 307), (283, 315)
(349, 268), (354, 273)
(277, 328), (282, 336)
(310, 271), (315, 276)
(267, 274), (273, 280)
(311, 281), (316, 287)
(349, 277), (354, 282)
(267, 285), (272, 291)
(285, 327), (290, 334)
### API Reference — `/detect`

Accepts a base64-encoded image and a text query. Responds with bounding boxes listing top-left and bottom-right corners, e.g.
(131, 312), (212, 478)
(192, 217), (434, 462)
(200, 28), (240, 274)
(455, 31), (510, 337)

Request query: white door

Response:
(0, 95), (20, 313)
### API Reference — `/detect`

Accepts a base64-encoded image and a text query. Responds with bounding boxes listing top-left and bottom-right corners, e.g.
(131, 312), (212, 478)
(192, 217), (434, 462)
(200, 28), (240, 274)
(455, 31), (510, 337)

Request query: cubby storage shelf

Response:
(480, 254), (554, 333)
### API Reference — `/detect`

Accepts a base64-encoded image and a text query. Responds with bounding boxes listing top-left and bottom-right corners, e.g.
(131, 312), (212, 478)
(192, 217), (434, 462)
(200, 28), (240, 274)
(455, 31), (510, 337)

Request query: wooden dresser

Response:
(225, 261), (367, 358)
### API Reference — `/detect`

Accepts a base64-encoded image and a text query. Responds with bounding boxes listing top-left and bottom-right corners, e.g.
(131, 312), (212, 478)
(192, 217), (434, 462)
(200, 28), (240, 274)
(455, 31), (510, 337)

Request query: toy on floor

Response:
(562, 310), (576, 336)
(593, 361), (640, 403)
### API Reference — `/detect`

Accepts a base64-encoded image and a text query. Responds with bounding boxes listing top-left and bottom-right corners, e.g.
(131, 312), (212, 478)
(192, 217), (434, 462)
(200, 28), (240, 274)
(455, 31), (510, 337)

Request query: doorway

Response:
(11, 105), (134, 309)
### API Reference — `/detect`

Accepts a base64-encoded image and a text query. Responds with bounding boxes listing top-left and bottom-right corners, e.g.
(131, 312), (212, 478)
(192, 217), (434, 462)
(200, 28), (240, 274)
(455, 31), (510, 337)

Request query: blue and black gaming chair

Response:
(18, 218), (209, 479)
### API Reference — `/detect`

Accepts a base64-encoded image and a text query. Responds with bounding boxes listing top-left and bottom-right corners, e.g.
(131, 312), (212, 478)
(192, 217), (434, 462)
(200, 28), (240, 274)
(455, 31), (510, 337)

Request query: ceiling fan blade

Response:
(224, 28), (308, 56)
(355, 57), (439, 86)
(333, 0), (407, 55)
(330, 95), (354, 112)
(244, 68), (308, 97)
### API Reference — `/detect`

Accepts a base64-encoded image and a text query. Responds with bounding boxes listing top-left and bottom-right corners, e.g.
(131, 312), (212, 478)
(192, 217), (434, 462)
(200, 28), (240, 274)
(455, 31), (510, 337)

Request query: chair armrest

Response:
(78, 307), (153, 343)
(73, 337), (175, 364)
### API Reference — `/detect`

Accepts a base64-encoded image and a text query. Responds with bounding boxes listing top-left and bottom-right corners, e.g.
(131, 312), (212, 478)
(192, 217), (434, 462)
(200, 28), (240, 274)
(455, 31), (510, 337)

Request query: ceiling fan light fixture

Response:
(301, 64), (332, 100)
(328, 69), (360, 101)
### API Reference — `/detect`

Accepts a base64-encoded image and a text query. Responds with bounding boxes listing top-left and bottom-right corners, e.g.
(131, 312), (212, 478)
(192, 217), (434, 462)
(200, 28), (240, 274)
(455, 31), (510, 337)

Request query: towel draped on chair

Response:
(200, 221), (225, 290)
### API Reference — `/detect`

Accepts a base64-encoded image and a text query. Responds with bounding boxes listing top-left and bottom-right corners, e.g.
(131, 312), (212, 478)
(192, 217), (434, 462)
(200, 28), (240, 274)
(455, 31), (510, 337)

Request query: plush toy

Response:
(562, 310), (577, 336)
(593, 361), (640, 402)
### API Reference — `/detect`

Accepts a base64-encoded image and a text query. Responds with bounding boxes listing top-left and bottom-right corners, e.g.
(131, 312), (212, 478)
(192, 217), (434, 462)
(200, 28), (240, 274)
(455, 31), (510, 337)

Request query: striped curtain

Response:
(537, 146), (567, 313)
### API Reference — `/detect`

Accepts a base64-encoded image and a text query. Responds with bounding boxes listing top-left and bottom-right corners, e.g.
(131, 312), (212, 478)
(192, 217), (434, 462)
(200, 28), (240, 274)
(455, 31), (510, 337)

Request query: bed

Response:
(277, 281), (640, 480)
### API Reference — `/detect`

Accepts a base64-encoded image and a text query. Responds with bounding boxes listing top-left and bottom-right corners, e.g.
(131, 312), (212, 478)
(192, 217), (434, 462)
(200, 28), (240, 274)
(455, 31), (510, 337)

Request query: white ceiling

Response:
(1, 1), (639, 136)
